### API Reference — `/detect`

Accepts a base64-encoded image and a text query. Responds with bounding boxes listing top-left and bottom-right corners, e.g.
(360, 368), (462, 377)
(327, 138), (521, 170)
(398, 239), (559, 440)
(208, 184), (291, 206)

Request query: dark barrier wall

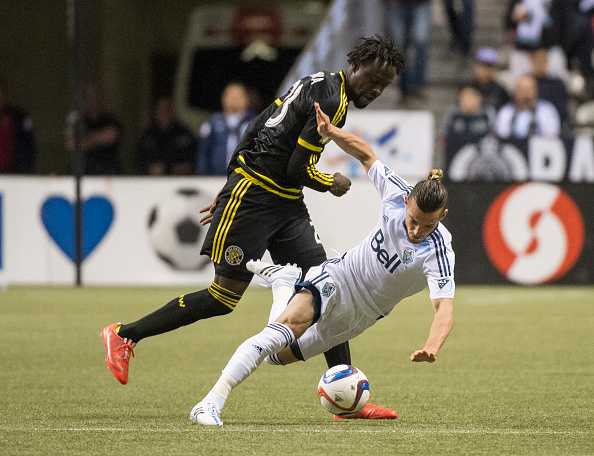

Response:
(442, 183), (594, 285)
(445, 135), (594, 183)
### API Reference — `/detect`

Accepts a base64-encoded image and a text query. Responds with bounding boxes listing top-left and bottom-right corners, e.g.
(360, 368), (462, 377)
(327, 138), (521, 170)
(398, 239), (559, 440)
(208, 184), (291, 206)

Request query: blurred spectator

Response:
(494, 74), (560, 139)
(472, 48), (511, 111)
(530, 48), (568, 125)
(137, 96), (196, 175)
(550, 0), (594, 98)
(384, 0), (432, 103)
(0, 79), (35, 173)
(443, 85), (495, 138)
(442, 0), (474, 56)
(65, 85), (122, 175)
(196, 82), (256, 175)
(505, 0), (568, 88)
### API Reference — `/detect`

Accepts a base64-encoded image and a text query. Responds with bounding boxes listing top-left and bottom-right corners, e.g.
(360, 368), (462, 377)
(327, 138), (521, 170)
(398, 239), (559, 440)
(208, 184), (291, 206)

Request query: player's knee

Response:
(208, 282), (243, 312)
(264, 354), (283, 366)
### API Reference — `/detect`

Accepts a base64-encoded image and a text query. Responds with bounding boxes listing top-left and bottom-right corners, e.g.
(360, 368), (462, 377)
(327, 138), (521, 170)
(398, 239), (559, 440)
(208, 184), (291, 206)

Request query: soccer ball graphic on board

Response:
(147, 188), (212, 271)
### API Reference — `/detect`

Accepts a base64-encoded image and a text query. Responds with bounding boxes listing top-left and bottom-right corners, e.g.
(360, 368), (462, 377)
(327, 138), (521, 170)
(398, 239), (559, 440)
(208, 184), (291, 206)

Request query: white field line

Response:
(0, 427), (589, 435)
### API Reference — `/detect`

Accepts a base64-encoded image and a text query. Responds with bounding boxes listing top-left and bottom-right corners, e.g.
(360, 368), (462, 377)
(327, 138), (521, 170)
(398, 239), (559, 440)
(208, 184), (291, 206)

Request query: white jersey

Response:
(326, 159), (455, 318)
(294, 160), (455, 360)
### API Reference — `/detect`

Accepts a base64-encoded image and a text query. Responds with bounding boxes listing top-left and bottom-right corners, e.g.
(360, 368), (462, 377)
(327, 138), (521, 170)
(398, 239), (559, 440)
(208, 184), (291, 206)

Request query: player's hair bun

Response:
(427, 169), (443, 182)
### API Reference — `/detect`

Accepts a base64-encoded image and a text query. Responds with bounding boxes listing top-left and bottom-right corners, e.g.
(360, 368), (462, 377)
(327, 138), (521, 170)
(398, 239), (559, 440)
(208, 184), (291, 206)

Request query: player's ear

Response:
(404, 195), (409, 208)
(440, 208), (448, 221)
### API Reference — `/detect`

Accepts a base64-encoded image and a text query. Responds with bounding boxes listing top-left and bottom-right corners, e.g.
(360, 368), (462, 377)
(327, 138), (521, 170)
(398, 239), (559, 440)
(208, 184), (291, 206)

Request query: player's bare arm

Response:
(315, 102), (377, 172)
(411, 297), (454, 363)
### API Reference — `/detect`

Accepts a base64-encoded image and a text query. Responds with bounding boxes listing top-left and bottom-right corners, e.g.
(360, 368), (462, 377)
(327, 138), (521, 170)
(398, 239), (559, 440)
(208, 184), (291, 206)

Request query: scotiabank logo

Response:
(483, 183), (585, 284)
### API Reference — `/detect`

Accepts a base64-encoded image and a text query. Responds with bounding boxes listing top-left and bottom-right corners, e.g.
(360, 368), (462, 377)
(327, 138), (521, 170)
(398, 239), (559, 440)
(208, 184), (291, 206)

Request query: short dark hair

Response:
(409, 169), (449, 213)
(347, 35), (406, 75)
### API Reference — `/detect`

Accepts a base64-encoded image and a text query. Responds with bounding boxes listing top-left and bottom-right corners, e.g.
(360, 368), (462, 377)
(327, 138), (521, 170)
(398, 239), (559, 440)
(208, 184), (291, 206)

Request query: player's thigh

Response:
(292, 273), (367, 361)
(268, 212), (327, 272)
(276, 289), (316, 339)
(201, 176), (281, 281)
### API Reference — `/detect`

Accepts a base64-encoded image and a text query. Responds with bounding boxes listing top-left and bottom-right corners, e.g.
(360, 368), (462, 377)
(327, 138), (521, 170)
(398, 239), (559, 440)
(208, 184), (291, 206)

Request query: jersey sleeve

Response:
(286, 73), (348, 192)
(423, 227), (456, 300)
(367, 160), (413, 203)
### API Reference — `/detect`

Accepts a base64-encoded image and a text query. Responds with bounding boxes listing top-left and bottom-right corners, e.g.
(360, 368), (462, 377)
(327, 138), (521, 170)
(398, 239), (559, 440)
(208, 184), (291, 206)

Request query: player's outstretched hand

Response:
(410, 350), (436, 363)
(199, 190), (221, 225)
(329, 172), (351, 197)
(315, 102), (332, 137)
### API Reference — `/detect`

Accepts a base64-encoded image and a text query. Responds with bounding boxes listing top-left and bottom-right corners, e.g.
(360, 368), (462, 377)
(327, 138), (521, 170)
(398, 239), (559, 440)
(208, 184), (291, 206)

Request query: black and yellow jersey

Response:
(227, 71), (349, 198)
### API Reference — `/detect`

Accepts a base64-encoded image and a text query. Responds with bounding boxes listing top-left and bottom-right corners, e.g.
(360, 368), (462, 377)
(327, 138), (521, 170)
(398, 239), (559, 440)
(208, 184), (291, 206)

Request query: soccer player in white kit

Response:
(190, 103), (455, 425)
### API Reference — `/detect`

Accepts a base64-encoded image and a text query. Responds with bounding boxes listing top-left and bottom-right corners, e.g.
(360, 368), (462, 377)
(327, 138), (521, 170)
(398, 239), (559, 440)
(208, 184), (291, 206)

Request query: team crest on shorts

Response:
(403, 248), (414, 264)
(322, 282), (336, 298)
(225, 246), (244, 265)
(438, 278), (450, 289)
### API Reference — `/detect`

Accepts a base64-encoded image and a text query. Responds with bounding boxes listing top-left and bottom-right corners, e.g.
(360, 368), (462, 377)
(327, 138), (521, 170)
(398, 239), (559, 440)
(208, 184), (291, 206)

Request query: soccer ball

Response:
(317, 364), (370, 416)
(147, 188), (212, 270)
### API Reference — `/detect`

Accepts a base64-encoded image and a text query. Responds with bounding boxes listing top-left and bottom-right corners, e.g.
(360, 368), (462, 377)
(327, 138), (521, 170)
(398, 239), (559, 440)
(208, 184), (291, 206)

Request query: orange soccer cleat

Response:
(334, 403), (398, 420)
(101, 323), (135, 385)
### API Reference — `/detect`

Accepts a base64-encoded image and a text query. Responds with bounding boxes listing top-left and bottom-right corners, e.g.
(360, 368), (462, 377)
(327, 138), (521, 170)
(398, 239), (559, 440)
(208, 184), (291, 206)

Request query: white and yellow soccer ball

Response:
(317, 364), (370, 416)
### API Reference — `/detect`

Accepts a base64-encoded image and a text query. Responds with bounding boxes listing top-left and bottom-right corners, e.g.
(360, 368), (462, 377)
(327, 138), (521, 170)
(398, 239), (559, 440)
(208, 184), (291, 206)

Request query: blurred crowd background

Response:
(1, 0), (593, 177)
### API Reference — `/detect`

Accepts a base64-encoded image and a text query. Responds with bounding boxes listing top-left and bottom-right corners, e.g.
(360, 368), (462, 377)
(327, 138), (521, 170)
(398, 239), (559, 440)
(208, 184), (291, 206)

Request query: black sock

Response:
(324, 341), (351, 368)
(118, 285), (241, 343)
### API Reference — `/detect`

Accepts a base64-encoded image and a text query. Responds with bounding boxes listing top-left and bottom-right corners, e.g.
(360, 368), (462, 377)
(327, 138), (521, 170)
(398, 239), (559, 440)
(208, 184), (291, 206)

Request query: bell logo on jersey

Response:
(370, 229), (401, 273)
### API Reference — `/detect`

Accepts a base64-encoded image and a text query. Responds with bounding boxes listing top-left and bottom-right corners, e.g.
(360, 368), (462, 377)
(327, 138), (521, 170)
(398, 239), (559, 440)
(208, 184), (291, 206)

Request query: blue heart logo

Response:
(41, 196), (115, 262)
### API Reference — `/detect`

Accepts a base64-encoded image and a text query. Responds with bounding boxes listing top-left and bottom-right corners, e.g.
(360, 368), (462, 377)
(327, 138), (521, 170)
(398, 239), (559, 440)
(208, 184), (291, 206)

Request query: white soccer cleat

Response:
(189, 401), (223, 426)
(247, 260), (302, 287)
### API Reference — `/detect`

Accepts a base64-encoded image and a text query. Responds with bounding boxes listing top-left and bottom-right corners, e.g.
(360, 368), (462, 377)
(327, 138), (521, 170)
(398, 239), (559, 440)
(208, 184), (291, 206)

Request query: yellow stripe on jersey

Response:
(307, 153), (334, 186)
(298, 137), (323, 153)
(331, 72), (348, 126)
(211, 178), (252, 264)
(208, 283), (241, 310)
(235, 156), (302, 199)
(275, 98), (282, 106)
(235, 167), (302, 199)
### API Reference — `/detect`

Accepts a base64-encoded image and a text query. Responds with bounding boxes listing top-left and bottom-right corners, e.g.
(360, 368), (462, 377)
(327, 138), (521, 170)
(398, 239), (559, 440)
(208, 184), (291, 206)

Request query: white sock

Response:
(221, 322), (295, 391)
(202, 371), (237, 410)
(268, 283), (296, 323)
(200, 323), (295, 412)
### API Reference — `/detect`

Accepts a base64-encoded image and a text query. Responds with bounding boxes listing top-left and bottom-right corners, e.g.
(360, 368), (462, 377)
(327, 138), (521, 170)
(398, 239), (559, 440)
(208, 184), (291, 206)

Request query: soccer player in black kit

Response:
(102, 36), (406, 419)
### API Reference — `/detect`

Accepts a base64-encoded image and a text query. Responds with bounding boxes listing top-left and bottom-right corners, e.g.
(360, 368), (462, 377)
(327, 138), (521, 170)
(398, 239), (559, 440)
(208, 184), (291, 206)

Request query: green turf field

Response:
(0, 285), (592, 455)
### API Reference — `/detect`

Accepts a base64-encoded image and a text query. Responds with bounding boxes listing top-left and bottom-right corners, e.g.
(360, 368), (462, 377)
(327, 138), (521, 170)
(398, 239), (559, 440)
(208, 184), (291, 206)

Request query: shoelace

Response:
(114, 343), (135, 363)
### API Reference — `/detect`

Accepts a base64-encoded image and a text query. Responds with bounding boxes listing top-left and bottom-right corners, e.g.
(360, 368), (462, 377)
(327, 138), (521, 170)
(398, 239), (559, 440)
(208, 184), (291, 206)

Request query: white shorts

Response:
(292, 263), (379, 361)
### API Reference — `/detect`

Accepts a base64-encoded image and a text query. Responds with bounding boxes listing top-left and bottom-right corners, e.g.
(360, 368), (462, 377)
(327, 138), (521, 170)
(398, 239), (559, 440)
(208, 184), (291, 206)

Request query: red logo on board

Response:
(483, 183), (585, 284)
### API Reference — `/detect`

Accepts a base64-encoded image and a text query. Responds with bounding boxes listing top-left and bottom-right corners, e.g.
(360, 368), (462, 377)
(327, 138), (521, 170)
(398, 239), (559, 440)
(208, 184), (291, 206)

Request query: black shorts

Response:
(201, 170), (327, 282)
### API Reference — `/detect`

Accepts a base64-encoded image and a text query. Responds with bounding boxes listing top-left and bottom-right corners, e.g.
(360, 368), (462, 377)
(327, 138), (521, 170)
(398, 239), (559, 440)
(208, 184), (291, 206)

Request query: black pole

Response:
(67, 0), (84, 286)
